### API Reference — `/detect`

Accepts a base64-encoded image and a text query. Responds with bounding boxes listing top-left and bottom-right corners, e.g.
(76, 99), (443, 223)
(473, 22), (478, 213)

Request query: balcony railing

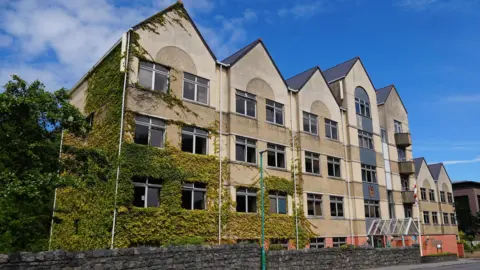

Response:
(398, 160), (415, 175)
(401, 191), (415, 204)
(394, 132), (412, 147)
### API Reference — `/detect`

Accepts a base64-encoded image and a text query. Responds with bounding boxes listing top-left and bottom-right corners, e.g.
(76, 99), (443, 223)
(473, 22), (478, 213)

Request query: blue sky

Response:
(1, 0), (479, 181)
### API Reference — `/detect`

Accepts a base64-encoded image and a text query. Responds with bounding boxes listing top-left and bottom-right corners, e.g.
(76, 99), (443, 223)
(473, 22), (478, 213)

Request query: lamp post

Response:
(259, 150), (267, 270)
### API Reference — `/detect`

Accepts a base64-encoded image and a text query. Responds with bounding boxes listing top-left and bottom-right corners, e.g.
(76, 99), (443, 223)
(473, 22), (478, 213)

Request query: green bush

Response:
(168, 236), (205, 246)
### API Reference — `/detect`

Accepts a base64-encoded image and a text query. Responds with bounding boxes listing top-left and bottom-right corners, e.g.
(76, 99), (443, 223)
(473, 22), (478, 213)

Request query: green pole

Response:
(260, 150), (266, 270)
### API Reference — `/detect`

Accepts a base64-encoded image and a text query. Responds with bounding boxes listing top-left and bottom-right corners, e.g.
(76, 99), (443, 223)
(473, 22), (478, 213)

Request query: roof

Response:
(428, 163), (443, 181)
(322, 57), (359, 83)
(452, 180), (480, 190)
(222, 39), (260, 65)
(286, 66), (317, 90)
(376, 85), (394, 104)
(413, 157), (425, 177)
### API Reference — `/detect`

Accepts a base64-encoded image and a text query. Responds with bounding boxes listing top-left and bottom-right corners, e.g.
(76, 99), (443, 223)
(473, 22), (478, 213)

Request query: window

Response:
(327, 156), (341, 178)
(236, 90), (256, 117)
(401, 176), (409, 191)
(307, 194), (322, 217)
(388, 191), (395, 219)
(440, 191), (446, 203)
(447, 192), (453, 204)
(236, 136), (256, 164)
(404, 205), (412, 218)
(330, 196), (344, 217)
(236, 187), (257, 213)
(364, 200), (380, 218)
(302, 112), (318, 134)
(332, 237), (346, 247)
(305, 152), (320, 174)
(397, 147), (406, 162)
(361, 164), (377, 183)
(181, 126), (208, 155)
(443, 213), (449, 225)
(183, 73), (209, 104)
(432, 212), (438, 225)
(325, 119), (338, 140)
(86, 112), (94, 128)
(450, 213), (457, 225)
(182, 182), (206, 210)
(267, 143), (285, 168)
(270, 239), (288, 250)
(266, 99), (284, 125)
(237, 239), (257, 244)
(381, 129), (387, 143)
(429, 189), (436, 202)
(355, 97), (370, 117)
(138, 61), (169, 92)
(420, 188), (427, 201)
(133, 177), (162, 208)
(394, 120), (402, 134)
(269, 191), (287, 214)
(134, 115), (166, 147)
(358, 130), (374, 149)
(423, 211), (430, 224)
(310, 238), (325, 249)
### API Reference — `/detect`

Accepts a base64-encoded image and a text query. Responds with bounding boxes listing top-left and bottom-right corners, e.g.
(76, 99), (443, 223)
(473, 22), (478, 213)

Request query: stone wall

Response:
(420, 253), (458, 264)
(0, 245), (420, 270)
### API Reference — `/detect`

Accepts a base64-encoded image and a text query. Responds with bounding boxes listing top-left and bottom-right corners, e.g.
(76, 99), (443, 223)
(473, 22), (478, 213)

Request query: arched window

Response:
(354, 87), (370, 117)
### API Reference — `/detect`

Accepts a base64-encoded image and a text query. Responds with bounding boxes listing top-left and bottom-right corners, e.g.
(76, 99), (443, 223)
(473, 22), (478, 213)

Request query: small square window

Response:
(266, 99), (284, 125)
(181, 126), (208, 155)
(134, 115), (166, 148)
(305, 152), (320, 174)
(325, 119), (338, 140)
(267, 143), (285, 168)
(182, 182), (206, 210)
(183, 73), (209, 104)
(303, 112), (318, 135)
(269, 191), (287, 214)
(327, 156), (341, 177)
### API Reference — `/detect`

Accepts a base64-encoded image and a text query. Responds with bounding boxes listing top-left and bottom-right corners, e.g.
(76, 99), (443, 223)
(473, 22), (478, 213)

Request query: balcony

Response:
(394, 132), (412, 147)
(398, 160), (415, 175)
(402, 191), (415, 204)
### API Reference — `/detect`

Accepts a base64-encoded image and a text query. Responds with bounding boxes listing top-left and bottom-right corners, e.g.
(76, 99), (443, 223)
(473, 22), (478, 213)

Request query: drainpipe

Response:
(288, 87), (299, 249)
(48, 129), (65, 250)
(110, 28), (131, 249)
(340, 106), (355, 243)
(216, 60), (230, 244)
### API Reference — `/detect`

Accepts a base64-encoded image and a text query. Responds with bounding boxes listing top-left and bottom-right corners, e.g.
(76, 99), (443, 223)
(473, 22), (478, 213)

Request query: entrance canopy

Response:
(367, 218), (420, 236)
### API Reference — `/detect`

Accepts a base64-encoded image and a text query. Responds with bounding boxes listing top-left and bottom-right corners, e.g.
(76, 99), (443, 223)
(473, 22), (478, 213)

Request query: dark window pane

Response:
(266, 107), (274, 122)
(135, 115), (149, 123)
(338, 204), (344, 216)
(307, 200), (314, 216)
(195, 136), (207, 155)
(313, 160), (320, 174)
(197, 77), (208, 85)
(355, 101), (360, 114)
(269, 197), (276, 213)
(197, 85), (208, 104)
(184, 73), (195, 81)
(147, 187), (160, 207)
(134, 125), (149, 145)
(277, 153), (285, 168)
(267, 151), (276, 167)
(236, 144), (245, 162)
(154, 72), (168, 92)
(311, 122), (317, 134)
(140, 61), (153, 68)
(247, 195), (257, 213)
(278, 198), (287, 214)
(325, 125), (331, 138)
(193, 190), (205, 209)
(182, 190), (192, 209)
(315, 202), (322, 216)
(133, 186), (145, 207)
(236, 96), (245, 114)
(303, 119), (310, 132)
(246, 147), (256, 163)
(138, 68), (152, 89)
(183, 81), (195, 100)
(330, 202), (336, 216)
(181, 134), (194, 153)
(154, 64), (168, 73)
(328, 163), (334, 176)
(276, 110), (283, 125)
(246, 100), (255, 117)
(305, 159), (312, 173)
(332, 127), (338, 139)
(237, 194), (246, 212)
(335, 164), (341, 177)
(150, 127), (163, 147)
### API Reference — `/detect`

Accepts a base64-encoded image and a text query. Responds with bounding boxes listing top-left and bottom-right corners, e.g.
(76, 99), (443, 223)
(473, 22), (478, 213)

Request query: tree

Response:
(0, 75), (89, 253)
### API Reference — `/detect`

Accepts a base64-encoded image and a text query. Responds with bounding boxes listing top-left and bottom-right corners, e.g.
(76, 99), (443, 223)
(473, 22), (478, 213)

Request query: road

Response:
(414, 262), (480, 270)
(368, 259), (480, 270)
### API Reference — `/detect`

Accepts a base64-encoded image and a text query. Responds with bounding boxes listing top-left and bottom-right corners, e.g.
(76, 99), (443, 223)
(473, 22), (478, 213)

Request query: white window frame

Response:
(358, 130), (374, 149)
(401, 176), (409, 191)
(310, 238), (325, 249)
(423, 211), (430, 224)
(235, 136), (257, 164)
(327, 156), (341, 178)
(361, 164), (377, 183)
(440, 191), (446, 203)
(397, 147), (406, 162)
(325, 118), (338, 140)
(355, 97), (370, 117)
(450, 213), (457, 225)
(267, 143), (286, 169)
(236, 187), (257, 213)
(364, 199), (381, 218)
(443, 213), (449, 225)
(429, 189), (436, 202)
(447, 192), (453, 204)
(266, 99), (284, 125)
(235, 90), (256, 118)
(420, 188), (427, 200)
(330, 196), (344, 217)
(134, 115), (166, 148)
(432, 211), (439, 224)
(307, 193), (323, 217)
(138, 61), (169, 93)
(182, 182), (207, 210)
(133, 178), (162, 208)
(182, 72), (210, 105)
(332, 237), (346, 247)
(394, 120), (403, 133)
(181, 126), (209, 155)
(305, 151), (320, 175)
(303, 111), (318, 135)
(269, 191), (287, 214)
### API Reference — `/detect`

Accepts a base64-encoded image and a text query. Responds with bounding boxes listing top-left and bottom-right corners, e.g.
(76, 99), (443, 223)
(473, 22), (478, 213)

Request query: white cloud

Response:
(396, 0), (438, 10)
(155, 0), (215, 15)
(442, 94), (480, 103)
(443, 156), (480, 165)
(277, 1), (328, 19)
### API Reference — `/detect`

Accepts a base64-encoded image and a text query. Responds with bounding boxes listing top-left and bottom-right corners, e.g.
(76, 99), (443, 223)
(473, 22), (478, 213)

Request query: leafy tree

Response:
(0, 75), (89, 253)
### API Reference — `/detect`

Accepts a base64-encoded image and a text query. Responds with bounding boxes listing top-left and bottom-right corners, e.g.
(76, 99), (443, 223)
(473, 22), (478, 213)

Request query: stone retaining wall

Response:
(420, 253), (458, 264)
(0, 245), (420, 270)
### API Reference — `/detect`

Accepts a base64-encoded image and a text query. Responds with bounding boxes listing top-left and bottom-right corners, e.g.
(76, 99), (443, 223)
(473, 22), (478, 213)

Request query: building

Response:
(56, 2), (458, 253)
(453, 181), (480, 238)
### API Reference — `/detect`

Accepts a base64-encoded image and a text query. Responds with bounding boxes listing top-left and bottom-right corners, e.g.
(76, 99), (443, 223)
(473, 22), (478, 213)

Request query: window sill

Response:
(232, 112), (257, 121)
(356, 113), (372, 119)
(324, 137), (341, 143)
(331, 217), (346, 220)
(303, 172), (322, 177)
(300, 131), (319, 138)
(307, 216), (325, 220)
(230, 160), (258, 168)
(327, 176), (344, 181)
(266, 166), (289, 172)
(182, 150), (209, 156)
(265, 121), (287, 129)
(182, 98), (215, 109)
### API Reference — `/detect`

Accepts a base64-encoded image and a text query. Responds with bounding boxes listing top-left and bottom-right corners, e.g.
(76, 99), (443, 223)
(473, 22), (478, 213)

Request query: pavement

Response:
(368, 259), (480, 270)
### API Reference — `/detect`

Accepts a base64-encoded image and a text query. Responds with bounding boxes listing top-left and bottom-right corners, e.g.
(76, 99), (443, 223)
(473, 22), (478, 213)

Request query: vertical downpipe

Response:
(110, 29), (130, 250)
(218, 64), (223, 244)
(341, 107), (354, 243)
(48, 129), (64, 250)
(289, 89), (299, 249)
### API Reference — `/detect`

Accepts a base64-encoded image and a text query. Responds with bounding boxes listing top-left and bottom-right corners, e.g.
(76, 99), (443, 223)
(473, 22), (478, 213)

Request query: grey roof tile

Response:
(428, 163), (443, 181)
(322, 57), (359, 83)
(286, 66), (317, 90)
(222, 39), (260, 65)
(376, 85), (394, 104)
(413, 157), (424, 177)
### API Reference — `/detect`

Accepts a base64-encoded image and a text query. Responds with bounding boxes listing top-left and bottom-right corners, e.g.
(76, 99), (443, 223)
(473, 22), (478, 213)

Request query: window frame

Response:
(270, 239), (289, 250)
(327, 156), (341, 178)
(394, 120), (403, 134)
(429, 189), (436, 202)
(361, 164), (377, 183)
(235, 136), (257, 164)
(269, 191), (288, 214)
(423, 211), (430, 224)
(181, 126), (209, 155)
(401, 176), (409, 191)
(267, 143), (286, 169)
(450, 213), (457, 225)
(420, 188), (427, 201)
(330, 196), (344, 217)
(133, 177), (162, 208)
(358, 130), (374, 150)
(236, 187), (257, 213)
(443, 213), (449, 225)
(307, 193), (323, 217)
(440, 191), (446, 203)
(134, 115), (166, 148)
(182, 72), (210, 105)
(305, 151), (320, 175)
(266, 99), (284, 126)
(182, 182), (207, 210)
(325, 118), (338, 140)
(138, 61), (170, 93)
(302, 111), (318, 135)
(355, 97), (371, 117)
(447, 192), (453, 204)
(397, 147), (406, 162)
(235, 90), (256, 118)
(310, 238), (325, 249)
(432, 211), (439, 225)
(332, 237), (346, 248)
(364, 200), (381, 218)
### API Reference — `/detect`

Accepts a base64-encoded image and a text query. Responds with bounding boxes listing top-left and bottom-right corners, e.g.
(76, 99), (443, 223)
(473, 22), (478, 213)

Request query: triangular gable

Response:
(376, 85), (408, 113)
(223, 39), (289, 89)
(286, 66), (341, 106)
(414, 157), (435, 180)
(322, 57), (359, 83)
(428, 163), (452, 183)
(132, 2), (217, 61)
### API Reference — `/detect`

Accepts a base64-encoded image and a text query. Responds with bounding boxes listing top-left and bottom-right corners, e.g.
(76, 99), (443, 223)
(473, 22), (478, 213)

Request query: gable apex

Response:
(376, 84), (408, 113)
